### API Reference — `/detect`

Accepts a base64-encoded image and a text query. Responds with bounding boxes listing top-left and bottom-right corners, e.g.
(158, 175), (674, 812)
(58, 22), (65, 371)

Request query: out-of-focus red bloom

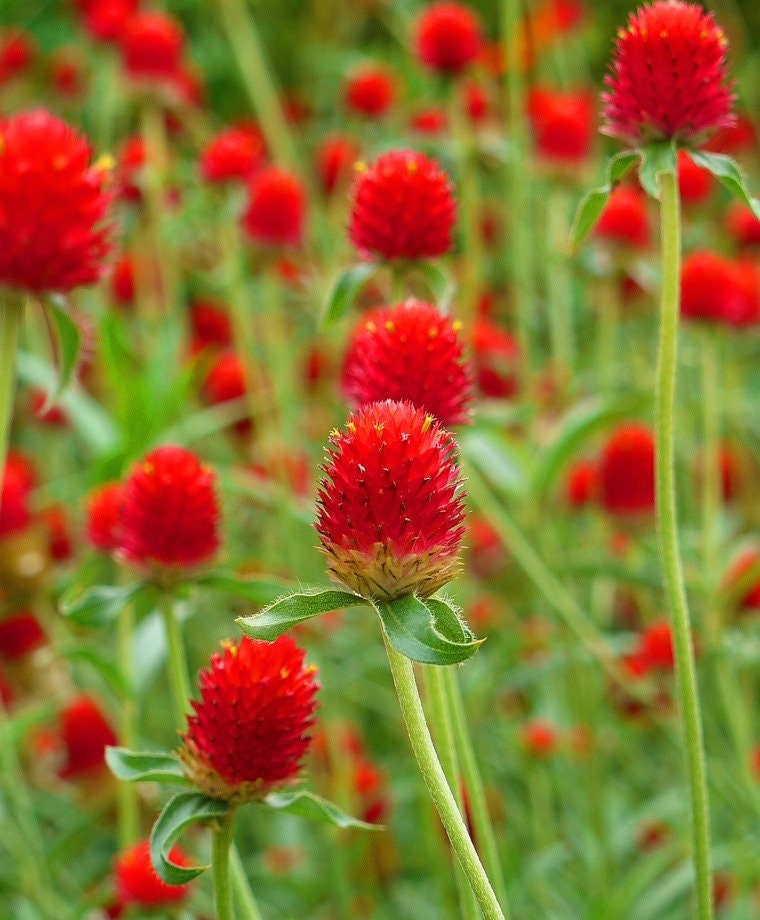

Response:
(188, 298), (233, 353)
(115, 840), (192, 907)
(28, 389), (67, 427)
(39, 505), (74, 561)
(726, 202), (760, 248)
(410, 107), (449, 135)
(601, 0), (735, 147)
(349, 150), (455, 261)
(115, 136), (146, 202)
(120, 11), (184, 82)
(680, 251), (760, 327)
(315, 134), (360, 195)
(527, 86), (595, 165)
(725, 548), (760, 610)
(200, 125), (265, 184)
(472, 319), (520, 399)
(704, 114), (756, 155)
(565, 460), (598, 507)
(593, 185), (650, 249)
(4, 451), (36, 494)
(717, 442), (744, 502)
(0, 612), (46, 660)
(58, 695), (118, 780)
(110, 254), (136, 308)
(345, 65), (394, 118)
(414, 2), (483, 74)
(80, 0), (138, 44)
(120, 446), (220, 571)
(341, 300), (472, 426)
(354, 759), (389, 824)
(637, 620), (675, 671)
(243, 166), (306, 248)
(0, 461), (32, 539)
(464, 80), (490, 123)
(0, 667), (13, 707)
(0, 28), (36, 83)
(637, 820), (670, 851)
(598, 423), (655, 516)
(712, 872), (736, 911)
(0, 111), (111, 294)
(86, 482), (125, 552)
(467, 516), (508, 579)
(49, 48), (87, 98)
(201, 351), (252, 436)
(179, 635), (318, 803)
(677, 150), (713, 205)
(521, 719), (558, 757)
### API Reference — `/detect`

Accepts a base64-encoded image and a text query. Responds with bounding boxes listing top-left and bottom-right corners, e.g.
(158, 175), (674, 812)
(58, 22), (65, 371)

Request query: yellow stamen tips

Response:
(355, 160), (368, 173)
(452, 320), (463, 332)
(53, 155), (68, 171)
(716, 28), (727, 47)
(421, 414), (434, 433)
(223, 639), (238, 655)
(306, 664), (319, 676)
(142, 462), (155, 476)
(428, 327), (438, 339)
(366, 321), (377, 333)
(406, 159), (418, 174)
(346, 422), (357, 434)
(0, 136), (5, 154)
(280, 667), (290, 679)
(95, 154), (115, 172)
(659, 29), (668, 38)
(384, 320), (396, 333)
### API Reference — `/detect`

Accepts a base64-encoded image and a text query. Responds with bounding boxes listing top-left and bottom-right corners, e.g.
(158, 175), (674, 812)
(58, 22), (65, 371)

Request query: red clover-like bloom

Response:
(120, 11), (184, 82)
(243, 166), (306, 248)
(341, 300), (472, 426)
(345, 65), (394, 118)
(315, 134), (361, 195)
(414, 2), (483, 75)
(179, 635), (318, 804)
(58, 695), (118, 780)
(115, 840), (191, 907)
(316, 400), (466, 600)
(200, 125), (265, 185)
(599, 423), (656, 516)
(601, 0), (735, 146)
(527, 86), (595, 165)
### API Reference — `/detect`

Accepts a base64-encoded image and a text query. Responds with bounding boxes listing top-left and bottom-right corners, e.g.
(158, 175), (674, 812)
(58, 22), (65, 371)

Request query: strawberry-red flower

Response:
(681, 250), (760, 326)
(349, 150), (456, 261)
(527, 86), (595, 165)
(120, 11), (184, 82)
(341, 300), (472, 426)
(0, 111), (111, 294)
(593, 185), (650, 249)
(726, 203), (760, 248)
(637, 620), (675, 671)
(201, 351), (252, 436)
(725, 548), (760, 610)
(80, 0), (138, 44)
(188, 298), (233, 352)
(316, 400), (466, 600)
(599, 423), (655, 516)
(601, 0), (735, 146)
(119, 446), (220, 571)
(58, 695), (118, 780)
(243, 166), (306, 248)
(179, 635), (318, 803)
(315, 134), (360, 195)
(565, 460), (598, 507)
(0, 28), (36, 83)
(0, 612), (46, 660)
(472, 319), (520, 398)
(200, 125), (265, 184)
(86, 482), (125, 552)
(0, 460), (32, 539)
(521, 719), (558, 758)
(414, 2), (483, 75)
(115, 840), (191, 907)
(345, 65), (394, 118)
(677, 150), (713, 205)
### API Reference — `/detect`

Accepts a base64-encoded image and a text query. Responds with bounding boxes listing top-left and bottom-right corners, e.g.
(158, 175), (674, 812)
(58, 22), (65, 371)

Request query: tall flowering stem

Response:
(0, 293), (23, 491)
(656, 168), (713, 919)
(213, 810), (237, 920)
(159, 592), (192, 727)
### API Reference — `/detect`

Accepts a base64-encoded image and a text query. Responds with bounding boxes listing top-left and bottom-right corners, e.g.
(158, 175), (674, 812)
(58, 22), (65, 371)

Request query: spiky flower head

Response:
(0, 110), (111, 294)
(349, 150), (456, 261)
(114, 839), (191, 907)
(316, 400), (466, 601)
(414, 2), (483, 75)
(178, 636), (318, 804)
(601, 0), (735, 147)
(341, 299), (473, 426)
(243, 166), (306, 249)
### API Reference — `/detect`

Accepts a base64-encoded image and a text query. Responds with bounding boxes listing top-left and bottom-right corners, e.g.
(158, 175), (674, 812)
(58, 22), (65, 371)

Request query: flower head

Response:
(0, 612), (46, 661)
(120, 11), (184, 82)
(593, 185), (650, 249)
(243, 166), (306, 248)
(179, 635), (318, 804)
(58, 695), (118, 780)
(0, 111), (111, 294)
(349, 150), (456, 261)
(86, 482), (125, 552)
(115, 839), (191, 907)
(315, 134), (360, 195)
(414, 2), (483, 75)
(599, 423), (655, 516)
(200, 124), (265, 185)
(527, 86), (595, 165)
(341, 300), (473, 426)
(316, 400), (466, 600)
(601, 0), (735, 146)
(345, 65), (394, 118)
(681, 250), (760, 327)
(201, 351), (252, 436)
(472, 319), (520, 398)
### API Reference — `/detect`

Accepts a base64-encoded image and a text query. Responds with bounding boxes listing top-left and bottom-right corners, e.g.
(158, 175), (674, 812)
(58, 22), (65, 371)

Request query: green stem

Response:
(443, 667), (510, 916)
(117, 601), (140, 847)
(0, 293), (23, 492)
(159, 593), (192, 728)
(699, 329), (721, 630)
(595, 274), (620, 392)
(382, 632), (505, 920)
(655, 169), (713, 920)
(230, 844), (263, 920)
(213, 810), (237, 920)
(546, 185), (574, 383)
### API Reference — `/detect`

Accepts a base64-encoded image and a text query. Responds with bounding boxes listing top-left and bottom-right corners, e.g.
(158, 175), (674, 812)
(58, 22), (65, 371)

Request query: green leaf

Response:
(459, 428), (527, 499)
(608, 150), (640, 186)
(45, 297), (82, 406)
(375, 595), (483, 665)
(237, 588), (367, 641)
(263, 789), (381, 830)
(638, 142), (677, 199)
(195, 572), (289, 606)
(60, 583), (144, 629)
(688, 150), (760, 219)
(321, 263), (376, 327)
(105, 747), (190, 785)
(413, 261), (456, 310)
(150, 792), (229, 885)
(570, 151), (639, 250)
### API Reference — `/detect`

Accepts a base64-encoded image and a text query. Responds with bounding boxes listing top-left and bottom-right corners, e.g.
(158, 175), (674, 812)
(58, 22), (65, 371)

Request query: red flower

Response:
(179, 635), (318, 803)
(410, 107), (449, 135)
(341, 300), (472, 426)
(86, 482), (125, 552)
(527, 86), (595, 165)
(601, 0), (735, 146)
(521, 719), (558, 758)
(0, 612), (46, 660)
(565, 460), (598, 507)
(677, 150), (713, 205)
(599, 423), (655, 516)
(115, 840), (191, 907)
(414, 2), (483, 75)
(637, 620), (675, 671)
(349, 150), (456, 261)
(243, 166), (306, 248)
(201, 351), (252, 436)
(345, 65), (394, 118)
(0, 28), (36, 83)
(50, 49), (86, 98)
(188, 298), (233, 353)
(0, 111), (111, 294)
(200, 125), (265, 184)
(726, 202), (760, 248)
(120, 11), (184, 82)
(681, 250), (760, 326)
(315, 134), (360, 195)
(0, 460), (32, 539)
(316, 400), (466, 600)
(58, 695), (118, 780)
(119, 446), (220, 571)
(472, 319), (520, 399)
(80, 0), (137, 44)
(115, 136), (146, 202)
(110, 254), (136, 308)
(593, 185), (650, 249)
(39, 505), (74, 561)
(725, 548), (760, 610)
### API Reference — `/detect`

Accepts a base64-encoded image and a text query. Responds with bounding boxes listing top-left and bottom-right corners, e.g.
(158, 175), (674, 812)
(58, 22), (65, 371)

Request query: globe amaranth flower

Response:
(593, 185), (651, 249)
(178, 635), (318, 804)
(199, 124), (265, 185)
(345, 65), (394, 118)
(601, 0), (735, 147)
(527, 86), (595, 165)
(316, 400), (466, 601)
(119, 11), (184, 82)
(349, 150), (456, 261)
(341, 300), (472, 426)
(315, 134), (361, 196)
(599, 423), (655, 516)
(243, 166), (306, 248)
(681, 250), (760, 327)
(58, 695), (118, 780)
(414, 2), (483, 75)
(0, 110), (111, 294)
(115, 840), (192, 908)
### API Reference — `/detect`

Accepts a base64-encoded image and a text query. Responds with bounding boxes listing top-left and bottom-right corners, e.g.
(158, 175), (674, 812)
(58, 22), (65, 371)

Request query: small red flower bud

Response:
(50, 48), (87, 98)
(179, 635), (318, 803)
(115, 839), (191, 907)
(414, 2), (483, 75)
(593, 185), (650, 249)
(349, 150), (456, 261)
(120, 11), (184, 82)
(0, 612), (46, 660)
(472, 319), (520, 399)
(80, 0), (138, 44)
(599, 423), (655, 516)
(726, 202), (760, 249)
(58, 695), (118, 780)
(243, 166), (306, 248)
(115, 136), (146, 202)
(464, 80), (490, 123)
(565, 460), (598, 508)
(341, 300), (473, 426)
(39, 505), (74, 561)
(521, 719), (558, 758)
(86, 482), (125, 552)
(0, 461), (32, 539)
(316, 400), (466, 600)
(199, 125), (265, 185)
(681, 250), (760, 327)
(188, 298), (233, 353)
(410, 107), (449, 135)
(345, 65), (394, 118)
(725, 548), (760, 611)
(636, 620), (675, 671)
(677, 150), (713, 205)
(0, 28), (36, 83)
(601, 0), (735, 147)
(201, 351), (252, 436)
(315, 134), (360, 195)
(527, 86), (595, 165)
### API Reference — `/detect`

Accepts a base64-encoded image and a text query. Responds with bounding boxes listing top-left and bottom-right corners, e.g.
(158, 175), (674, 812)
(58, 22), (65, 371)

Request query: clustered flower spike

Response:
(316, 400), (466, 601)
(0, 110), (111, 294)
(341, 299), (473, 427)
(349, 150), (456, 261)
(601, 0), (735, 147)
(178, 635), (318, 804)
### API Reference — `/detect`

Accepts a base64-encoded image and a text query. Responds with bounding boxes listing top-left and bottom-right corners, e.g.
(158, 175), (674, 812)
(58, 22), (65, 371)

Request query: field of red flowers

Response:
(2, 1), (760, 918)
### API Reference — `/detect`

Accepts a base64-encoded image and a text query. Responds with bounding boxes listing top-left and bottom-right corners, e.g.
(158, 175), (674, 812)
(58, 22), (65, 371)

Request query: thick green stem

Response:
(595, 274), (620, 392)
(231, 846), (263, 920)
(382, 633), (505, 920)
(699, 329), (721, 629)
(213, 810), (237, 920)
(117, 601), (140, 847)
(546, 186), (574, 381)
(0, 293), (23, 493)
(159, 593), (192, 728)
(655, 169), (713, 920)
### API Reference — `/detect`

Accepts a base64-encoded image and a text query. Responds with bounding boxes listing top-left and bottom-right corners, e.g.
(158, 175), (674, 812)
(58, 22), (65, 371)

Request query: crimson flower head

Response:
(120, 11), (184, 82)
(200, 125), (265, 185)
(593, 185), (650, 249)
(726, 202), (760, 248)
(80, 0), (138, 44)
(115, 840), (191, 907)
(599, 423), (656, 516)
(243, 166), (306, 249)
(681, 250), (760, 327)
(58, 695), (118, 780)
(345, 65), (394, 118)
(527, 86), (595, 165)
(0, 28), (36, 83)
(677, 150), (713, 205)
(601, 0), (735, 147)
(341, 299), (472, 426)
(315, 134), (360, 195)
(0, 111), (111, 295)
(0, 459), (32, 539)
(414, 2), (483, 75)
(119, 445), (220, 573)
(349, 150), (456, 261)
(86, 482), (125, 552)
(201, 351), (252, 436)
(472, 319), (520, 399)
(316, 400), (466, 601)
(0, 612), (47, 661)
(179, 635), (318, 804)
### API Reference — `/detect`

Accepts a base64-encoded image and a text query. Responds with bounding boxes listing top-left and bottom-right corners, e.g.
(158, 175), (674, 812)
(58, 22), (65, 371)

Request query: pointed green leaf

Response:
(60, 583), (144, 629)
(414, 261), (456, 310)
(45, 297), (82, 406)
(105, 747), (190, 785)
(570, 151), (640, 250)
(263, 789), (381, 830)
(237, 588), (367, 641)
(321, 263), (377, 327)
(608, 150), (640, 186)
(195, 572), (289, 606)
(688, 150), (760, 220)
(150, 792), (229, 884)
(459, 428), (527, 499)
(638, 142), (677, 199)
(375, 595), (483, 666)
